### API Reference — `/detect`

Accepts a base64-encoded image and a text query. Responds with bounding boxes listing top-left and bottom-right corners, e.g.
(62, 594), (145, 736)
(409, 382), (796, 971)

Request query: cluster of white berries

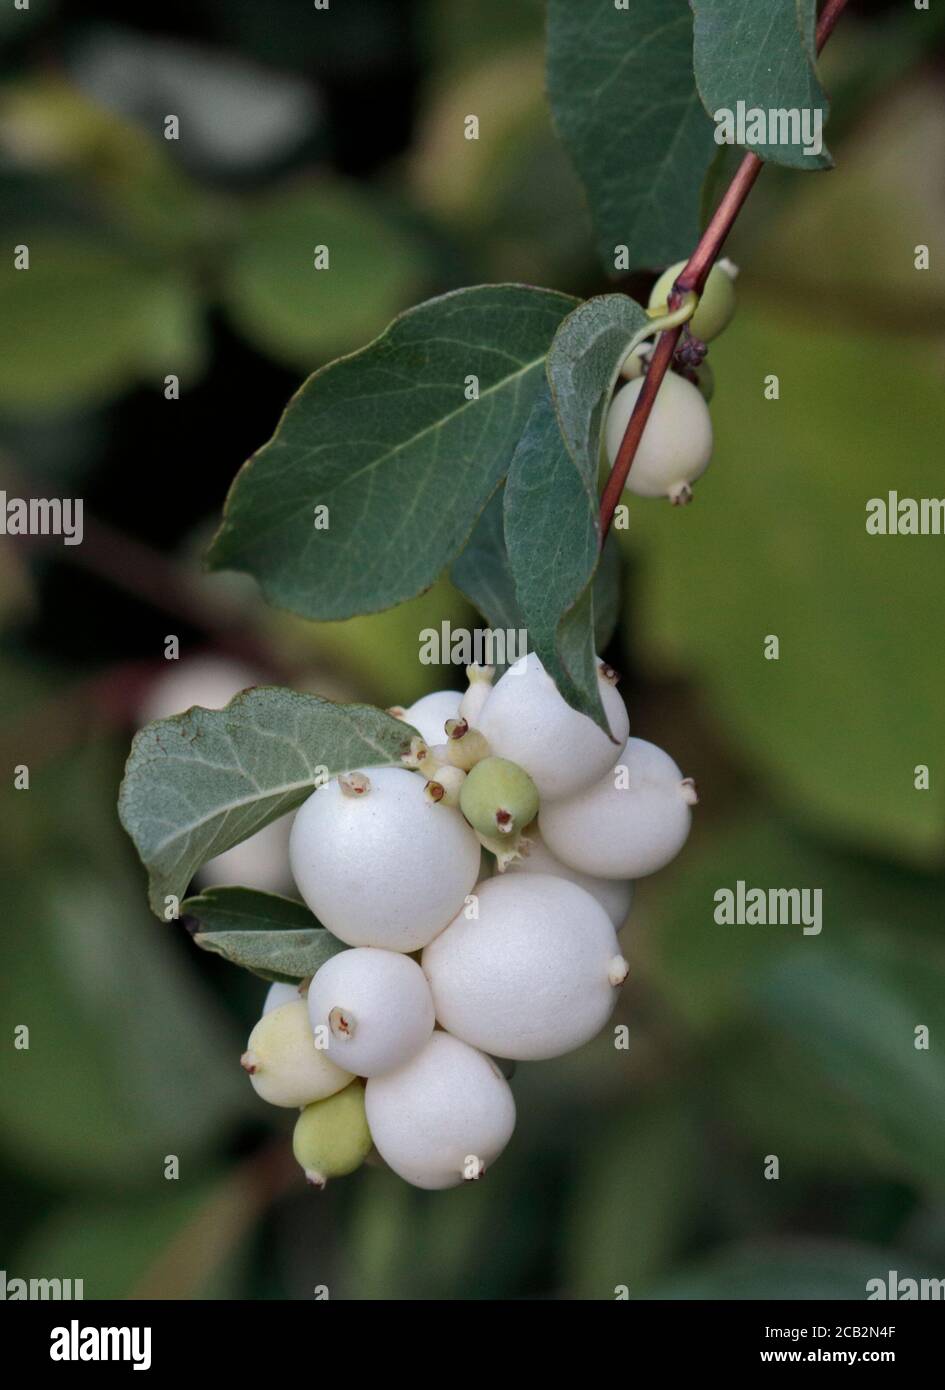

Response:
(241, 652), (696, 1191)
(606, 258), (738, 505)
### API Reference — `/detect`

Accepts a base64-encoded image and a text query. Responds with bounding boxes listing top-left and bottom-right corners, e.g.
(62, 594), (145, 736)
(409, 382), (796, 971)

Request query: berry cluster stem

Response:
(599, 0), (849, 540)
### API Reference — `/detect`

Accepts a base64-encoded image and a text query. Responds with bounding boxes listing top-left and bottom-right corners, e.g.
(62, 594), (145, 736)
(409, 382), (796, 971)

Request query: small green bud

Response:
(460, 756), (539, 842)
(292, 1081), (373, 1189)
(649, 258), (737, 342)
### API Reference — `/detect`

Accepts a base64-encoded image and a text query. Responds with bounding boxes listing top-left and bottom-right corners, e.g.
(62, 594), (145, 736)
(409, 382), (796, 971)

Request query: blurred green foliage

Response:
(1, 0), (944, 1302)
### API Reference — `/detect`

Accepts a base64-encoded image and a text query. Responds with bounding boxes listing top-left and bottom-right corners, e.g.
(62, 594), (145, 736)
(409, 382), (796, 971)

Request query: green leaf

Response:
(450, 488), (522, 634)
(208, 283), (576, 620)
(452, 486), (622, 655)
(503, 294), (642, 725)
(546, 293), (651, 473)
(181, 885), (347, 982)
(0, 239), (204, 416)
(630, 304), (945, 865)
(221, 182), (428, 369)
(691, 0), (832, 170)
(546, 0), (718, 271)
(118, 688), (417, 917)
(504, 387), (601, 717)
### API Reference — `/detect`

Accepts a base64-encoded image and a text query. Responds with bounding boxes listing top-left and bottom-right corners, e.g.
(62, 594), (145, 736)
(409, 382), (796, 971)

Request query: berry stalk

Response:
(599, 0), (849, 539)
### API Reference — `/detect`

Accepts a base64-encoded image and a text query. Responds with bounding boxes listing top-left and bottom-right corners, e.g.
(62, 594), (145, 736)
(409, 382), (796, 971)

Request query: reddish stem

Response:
(600, 0), (849, 538)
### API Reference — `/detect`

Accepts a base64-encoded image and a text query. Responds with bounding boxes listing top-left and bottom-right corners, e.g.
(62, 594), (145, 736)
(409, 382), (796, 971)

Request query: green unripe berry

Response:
(460, 756), (539, 842)
(648, 258), (737, 342)
(292, 1081), (372, 1189)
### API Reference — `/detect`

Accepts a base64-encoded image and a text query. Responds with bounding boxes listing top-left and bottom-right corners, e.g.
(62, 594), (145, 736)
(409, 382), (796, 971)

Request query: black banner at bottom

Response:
(1, 1297), (941, 1374)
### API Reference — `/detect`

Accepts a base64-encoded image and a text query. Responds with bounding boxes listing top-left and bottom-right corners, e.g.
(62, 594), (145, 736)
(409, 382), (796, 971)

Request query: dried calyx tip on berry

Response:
(608, 955), (630, 987)
(401, 736), (430, 769)
(338, 771), (371, 798)
(680, 777), (699, 805)
(445, 722), (491, 771)
(425, 764), (466, 806)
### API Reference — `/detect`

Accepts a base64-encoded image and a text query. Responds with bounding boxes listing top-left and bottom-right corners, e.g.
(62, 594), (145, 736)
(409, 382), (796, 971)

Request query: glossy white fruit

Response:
(240, 1000), (353, 1108)
(364, 1032), (516, 1189)
(289, 766), (480, 951)
(308, 947), (435, 1077)
(477, 652), (628, 801)
(398, 690), (462, 747)
(539, 736), (696, 879)
(505, 830), (634, 927)
(605, 373), (713, 503)
(263, 980), (301, 1015)
(422, 875), (628, 1060)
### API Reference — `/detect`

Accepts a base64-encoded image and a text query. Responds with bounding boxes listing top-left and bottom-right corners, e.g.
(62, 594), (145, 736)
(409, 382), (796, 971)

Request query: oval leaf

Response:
(207, 283), (576, 619)
(692, 0), (832, 170)
(547, 0), (718, 270)
(181, 885), (347, 983)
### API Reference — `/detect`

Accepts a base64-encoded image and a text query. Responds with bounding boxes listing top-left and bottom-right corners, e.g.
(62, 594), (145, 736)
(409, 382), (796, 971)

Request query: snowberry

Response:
(648, 257), (738, 342)
(395, 689), (462, 746)
(240, 999), (353, 1108)
(539, 736), (697, 880)
(458, 664), (494, 727)
(307, 947), (435, 1077)
(619, 338), (654, 381)
(459, 756), (539, 842)
(505, 829), (634, 927)
(263, 980), (302, 1015)
(292, 1081), (373, 1188)
(424, 763), (466, 807)
(476, 652), (628, 801)
(364, 1032), (516, 1189)
(605, 373), (713, 504)
(422, 875), (628, 1061)
(289, 766), (480, 952)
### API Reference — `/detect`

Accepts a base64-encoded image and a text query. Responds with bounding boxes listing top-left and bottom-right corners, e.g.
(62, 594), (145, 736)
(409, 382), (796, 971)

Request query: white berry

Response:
(397, 690), (462, 746)
(505, 830), (634, 927)
(539, 736), (696, 879)
(364, 1032), (516, 1189)
(307, 947), (435, 1077)
(422, 875), (628, 1060)
(477, 652), (628, 801)
(289, 766), (480, 951)
(240, 999), (353, 1108)
(605, 373), (713, 504)
(263, 980), (302, 1015)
